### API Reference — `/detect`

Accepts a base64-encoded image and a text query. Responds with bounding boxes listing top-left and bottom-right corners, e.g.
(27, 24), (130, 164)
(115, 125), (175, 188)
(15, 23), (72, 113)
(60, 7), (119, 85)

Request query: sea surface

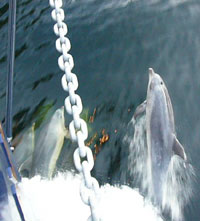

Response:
(0, 0), (200, 220)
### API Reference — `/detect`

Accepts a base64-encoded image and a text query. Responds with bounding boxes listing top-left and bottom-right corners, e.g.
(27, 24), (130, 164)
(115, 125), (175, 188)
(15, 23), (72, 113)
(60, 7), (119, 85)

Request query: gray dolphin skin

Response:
(13, 123), (35, 172)
(30, 106), (69, 178)
(146, 68), (187, 205)
(134, 68), (187, 206)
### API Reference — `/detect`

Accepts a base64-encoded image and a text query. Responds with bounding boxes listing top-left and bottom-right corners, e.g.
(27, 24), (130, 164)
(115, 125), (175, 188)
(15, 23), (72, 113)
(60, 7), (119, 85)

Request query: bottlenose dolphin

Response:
(30, 107), (69, 179)
(134, 68), (187, 206)
(13, 124), (35, 174)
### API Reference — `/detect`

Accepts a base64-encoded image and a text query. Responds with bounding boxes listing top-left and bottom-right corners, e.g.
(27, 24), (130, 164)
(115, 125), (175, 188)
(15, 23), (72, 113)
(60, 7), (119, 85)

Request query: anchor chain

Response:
(49, 1), (100, 220)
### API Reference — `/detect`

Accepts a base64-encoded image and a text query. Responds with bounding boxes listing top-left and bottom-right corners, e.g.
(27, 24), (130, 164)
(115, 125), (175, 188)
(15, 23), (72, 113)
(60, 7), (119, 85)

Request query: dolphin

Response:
(30, 106), (69, 179)
(134, 68), (187, 206)
(13, 123), (35, 174)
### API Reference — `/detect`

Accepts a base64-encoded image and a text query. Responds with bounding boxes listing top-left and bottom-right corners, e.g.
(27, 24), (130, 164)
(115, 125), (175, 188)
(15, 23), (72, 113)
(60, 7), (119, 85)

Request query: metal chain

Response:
(49, 1), (100, 220)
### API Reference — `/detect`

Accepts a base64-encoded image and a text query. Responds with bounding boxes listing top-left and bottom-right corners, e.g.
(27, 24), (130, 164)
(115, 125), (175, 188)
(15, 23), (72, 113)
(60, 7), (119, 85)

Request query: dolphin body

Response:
(134, 68), (187, 206)
(13, 124), (35, 173)
(30, 107), (69, 179)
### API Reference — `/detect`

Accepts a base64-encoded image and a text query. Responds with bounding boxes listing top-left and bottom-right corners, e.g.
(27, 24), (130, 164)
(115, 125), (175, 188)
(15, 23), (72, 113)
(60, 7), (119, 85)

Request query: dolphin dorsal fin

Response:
(172, 134), (187, 161)
(134, 100), (147, 119)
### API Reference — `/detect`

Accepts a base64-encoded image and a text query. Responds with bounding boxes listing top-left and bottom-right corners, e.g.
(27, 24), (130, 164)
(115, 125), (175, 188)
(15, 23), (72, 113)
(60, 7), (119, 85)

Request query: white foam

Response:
(162, 155), (195, 221)
(4, 172), (163, 221)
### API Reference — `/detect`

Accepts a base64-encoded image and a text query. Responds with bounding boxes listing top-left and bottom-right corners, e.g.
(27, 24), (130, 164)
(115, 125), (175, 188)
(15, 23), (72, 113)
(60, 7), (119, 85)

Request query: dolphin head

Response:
(53, 106), (64, 120)
(148, 68), (166, 93)
(52, 106), (65, 130)
(147, 68), (174, 126)
(147, 68), (175, 131)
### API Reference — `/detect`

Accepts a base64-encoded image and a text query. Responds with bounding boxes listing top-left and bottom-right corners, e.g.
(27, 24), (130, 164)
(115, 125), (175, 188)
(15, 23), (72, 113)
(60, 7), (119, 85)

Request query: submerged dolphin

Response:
(30, 107), (69, 178)
(13, 123), (35, 173)
(134, 68), (186, 206)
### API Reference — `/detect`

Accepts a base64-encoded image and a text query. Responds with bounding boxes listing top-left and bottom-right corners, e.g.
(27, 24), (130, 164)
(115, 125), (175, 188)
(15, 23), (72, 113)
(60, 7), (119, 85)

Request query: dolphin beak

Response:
(149, 68), (155, 81)
(149, 68), (155, 78)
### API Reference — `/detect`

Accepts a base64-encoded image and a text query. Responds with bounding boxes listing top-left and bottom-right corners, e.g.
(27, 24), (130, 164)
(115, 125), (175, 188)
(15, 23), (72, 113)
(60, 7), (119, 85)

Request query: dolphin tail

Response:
(172, 134), (187, 161)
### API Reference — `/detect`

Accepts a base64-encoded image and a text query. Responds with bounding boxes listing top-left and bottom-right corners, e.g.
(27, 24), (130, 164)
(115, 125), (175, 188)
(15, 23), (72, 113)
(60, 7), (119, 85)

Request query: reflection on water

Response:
(0, 0), (200, 220)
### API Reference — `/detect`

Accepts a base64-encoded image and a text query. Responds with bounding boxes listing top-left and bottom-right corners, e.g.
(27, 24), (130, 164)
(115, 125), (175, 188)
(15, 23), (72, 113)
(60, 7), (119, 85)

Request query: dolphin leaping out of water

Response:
(134, 68), (187, 206)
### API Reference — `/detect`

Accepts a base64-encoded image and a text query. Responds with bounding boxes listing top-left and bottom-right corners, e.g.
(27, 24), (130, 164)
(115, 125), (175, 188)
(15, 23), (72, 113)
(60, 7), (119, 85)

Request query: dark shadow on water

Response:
(0, 3), (8, 17)
(13, 107), (30, 137)
(31, 73), (54, 91)
(15, 43), (28, 58)
(12, 98), (56, 137)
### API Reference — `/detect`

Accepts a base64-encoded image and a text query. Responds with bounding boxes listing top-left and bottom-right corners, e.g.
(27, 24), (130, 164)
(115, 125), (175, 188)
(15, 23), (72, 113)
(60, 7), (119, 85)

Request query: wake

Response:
(3, 172), (163, 221)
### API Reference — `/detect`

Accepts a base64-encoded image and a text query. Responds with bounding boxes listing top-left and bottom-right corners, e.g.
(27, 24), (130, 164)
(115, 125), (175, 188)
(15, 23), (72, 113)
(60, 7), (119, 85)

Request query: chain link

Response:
(49, 1), (100, 220)
(61, 73), (78, 92)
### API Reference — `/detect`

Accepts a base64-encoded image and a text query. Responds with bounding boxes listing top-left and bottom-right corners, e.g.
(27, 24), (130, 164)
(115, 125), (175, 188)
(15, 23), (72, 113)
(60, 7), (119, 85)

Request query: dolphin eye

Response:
(160, 81), (163, 85)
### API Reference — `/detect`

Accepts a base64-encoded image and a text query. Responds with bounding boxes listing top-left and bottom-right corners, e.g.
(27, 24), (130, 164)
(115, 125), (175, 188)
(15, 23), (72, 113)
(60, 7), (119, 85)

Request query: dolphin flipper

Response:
(172, 134), (187, 161)
(134, 100), (147, 119)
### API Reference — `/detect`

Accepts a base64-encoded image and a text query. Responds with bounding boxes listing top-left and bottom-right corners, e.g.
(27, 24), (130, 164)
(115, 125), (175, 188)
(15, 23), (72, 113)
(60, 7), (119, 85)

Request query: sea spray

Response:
(162, 155), (195, 221)
(126, 113), (152, 196)
(3, 172), (163, 221)
(9, 172), (90, 221)
(126, 114), (195, 220)
(1, 201), (13, 221)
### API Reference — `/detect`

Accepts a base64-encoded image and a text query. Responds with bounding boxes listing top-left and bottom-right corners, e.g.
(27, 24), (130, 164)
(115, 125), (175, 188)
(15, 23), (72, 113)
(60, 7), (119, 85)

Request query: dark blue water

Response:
(0, 0), (200, 220)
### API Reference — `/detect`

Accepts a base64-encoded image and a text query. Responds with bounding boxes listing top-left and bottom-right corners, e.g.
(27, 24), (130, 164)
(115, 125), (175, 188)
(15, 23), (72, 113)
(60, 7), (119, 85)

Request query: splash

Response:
(126, 115), (195, 220)
(162, 155), (195, 221)
(126, 114), (152, 195)
(3, 172), (163, 221)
